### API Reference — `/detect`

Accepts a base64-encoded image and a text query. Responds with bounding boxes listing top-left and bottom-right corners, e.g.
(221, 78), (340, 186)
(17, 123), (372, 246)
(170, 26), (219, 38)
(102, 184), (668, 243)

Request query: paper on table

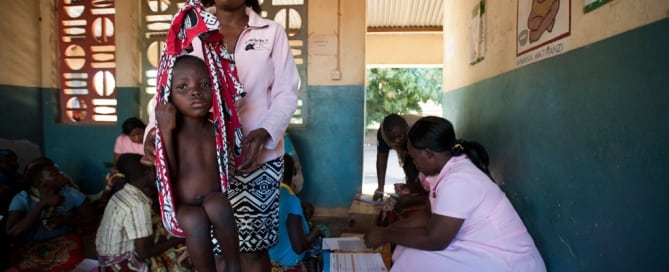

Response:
(322, 237), (369, 252)
(329, 252), (387, 272)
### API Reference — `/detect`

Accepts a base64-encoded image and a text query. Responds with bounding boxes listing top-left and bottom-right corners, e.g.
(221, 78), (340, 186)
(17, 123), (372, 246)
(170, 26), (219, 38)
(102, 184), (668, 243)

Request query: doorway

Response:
(361, 66), (443, 195)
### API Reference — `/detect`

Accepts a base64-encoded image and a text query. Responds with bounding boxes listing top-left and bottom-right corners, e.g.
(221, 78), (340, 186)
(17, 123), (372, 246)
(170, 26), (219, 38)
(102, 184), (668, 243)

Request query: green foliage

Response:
(365, 68), (443, 127)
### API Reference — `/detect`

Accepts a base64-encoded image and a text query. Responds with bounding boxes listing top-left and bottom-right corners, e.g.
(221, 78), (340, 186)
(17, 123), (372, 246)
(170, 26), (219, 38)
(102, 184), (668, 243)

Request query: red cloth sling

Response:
(153, 0), (245, 237)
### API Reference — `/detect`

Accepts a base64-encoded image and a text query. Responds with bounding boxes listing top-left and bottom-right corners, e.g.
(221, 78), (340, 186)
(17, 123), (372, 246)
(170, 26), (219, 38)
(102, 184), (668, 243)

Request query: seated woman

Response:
(364, 116), (546, 271)
(113, 117), (146, 165)
(5, 159), (96, 271)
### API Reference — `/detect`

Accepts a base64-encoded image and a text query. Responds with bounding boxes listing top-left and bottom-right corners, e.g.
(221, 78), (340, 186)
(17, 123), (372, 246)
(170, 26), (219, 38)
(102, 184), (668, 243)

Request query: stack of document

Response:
(322, 237), (369, 252)
(323, 237), (388, 272)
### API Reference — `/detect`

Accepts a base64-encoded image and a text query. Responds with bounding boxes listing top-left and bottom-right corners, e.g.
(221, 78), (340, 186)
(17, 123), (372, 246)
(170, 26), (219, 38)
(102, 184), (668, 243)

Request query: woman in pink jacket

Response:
(365, 117), (546, 271)
(143, 0), (299, 270)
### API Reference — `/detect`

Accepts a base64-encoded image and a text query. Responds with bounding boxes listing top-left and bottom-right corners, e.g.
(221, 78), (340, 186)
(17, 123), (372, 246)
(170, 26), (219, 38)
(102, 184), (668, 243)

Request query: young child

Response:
(113, 117), (146, 164)
(96, 154), (187, 271)
(269, 154), (322, 270)
(155, 55), (241, 272)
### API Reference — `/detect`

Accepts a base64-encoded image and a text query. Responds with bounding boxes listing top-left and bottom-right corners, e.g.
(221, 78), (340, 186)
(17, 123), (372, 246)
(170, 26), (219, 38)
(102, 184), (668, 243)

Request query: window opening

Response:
(58, 0), (117, 124)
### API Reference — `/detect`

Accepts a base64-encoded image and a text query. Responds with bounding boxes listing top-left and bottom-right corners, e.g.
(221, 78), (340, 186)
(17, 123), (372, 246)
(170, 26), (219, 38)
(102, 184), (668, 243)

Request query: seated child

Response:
(96, 154), (188, 271)
(155, 55), (241, 272)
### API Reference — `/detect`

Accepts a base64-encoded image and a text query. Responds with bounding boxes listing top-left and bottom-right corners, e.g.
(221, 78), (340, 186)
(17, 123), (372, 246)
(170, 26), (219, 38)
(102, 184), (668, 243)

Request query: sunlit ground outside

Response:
(362, 144), (406, 195)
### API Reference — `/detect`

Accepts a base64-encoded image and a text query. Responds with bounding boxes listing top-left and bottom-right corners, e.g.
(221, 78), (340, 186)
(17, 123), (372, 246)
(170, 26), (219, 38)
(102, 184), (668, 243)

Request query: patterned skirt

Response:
(228, 156), (283, 252)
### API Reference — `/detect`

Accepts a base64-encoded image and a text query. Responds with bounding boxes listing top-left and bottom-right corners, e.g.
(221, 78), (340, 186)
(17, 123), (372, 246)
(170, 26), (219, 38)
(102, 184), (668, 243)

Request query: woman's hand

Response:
(373, 188), (384, 201)
(363, 228), (387, 249)
(237, 128), (270, 174)
(394, 183), (411, 196)
(155, 102), (177, 132)
(141, 128), (156, 166)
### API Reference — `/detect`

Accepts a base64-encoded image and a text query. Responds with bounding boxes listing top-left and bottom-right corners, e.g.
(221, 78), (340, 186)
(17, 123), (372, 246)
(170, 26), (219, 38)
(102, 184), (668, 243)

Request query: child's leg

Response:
(176, 205), (216, 271)
(203, 192), (241, 272)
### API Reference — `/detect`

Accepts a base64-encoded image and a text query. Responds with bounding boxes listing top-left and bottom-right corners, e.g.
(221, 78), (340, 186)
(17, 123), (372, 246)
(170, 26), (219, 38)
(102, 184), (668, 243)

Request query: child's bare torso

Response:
(174, 125), (223, 205)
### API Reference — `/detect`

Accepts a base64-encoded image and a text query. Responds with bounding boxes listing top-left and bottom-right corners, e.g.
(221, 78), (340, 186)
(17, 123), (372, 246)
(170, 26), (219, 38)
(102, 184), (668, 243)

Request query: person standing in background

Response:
(374, 114), (429, 226)
(142, 0), (299, 270)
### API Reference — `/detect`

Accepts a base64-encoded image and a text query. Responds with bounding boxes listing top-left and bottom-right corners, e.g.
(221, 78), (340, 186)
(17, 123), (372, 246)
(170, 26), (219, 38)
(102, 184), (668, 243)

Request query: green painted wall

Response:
(289, 85), (365, 207)
(40, 87), (140, 194)
(0, 83), (366, 206)
(442, 19), (669, 271)
(0, 85), (43, 146)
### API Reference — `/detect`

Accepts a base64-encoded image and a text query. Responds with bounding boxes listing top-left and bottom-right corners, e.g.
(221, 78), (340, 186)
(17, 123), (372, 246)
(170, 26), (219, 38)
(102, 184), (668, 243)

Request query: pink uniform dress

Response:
(391, 155), (546, 272)
(113, 135), (144, 156)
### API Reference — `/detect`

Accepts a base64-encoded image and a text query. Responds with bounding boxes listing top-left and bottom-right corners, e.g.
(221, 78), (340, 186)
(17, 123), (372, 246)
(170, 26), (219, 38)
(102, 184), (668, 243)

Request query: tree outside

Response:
(365, 67), (443, 128)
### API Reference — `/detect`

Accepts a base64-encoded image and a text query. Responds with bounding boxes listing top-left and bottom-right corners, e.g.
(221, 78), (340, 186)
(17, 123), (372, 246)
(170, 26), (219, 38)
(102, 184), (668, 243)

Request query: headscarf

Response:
(153, 0), (245, 237)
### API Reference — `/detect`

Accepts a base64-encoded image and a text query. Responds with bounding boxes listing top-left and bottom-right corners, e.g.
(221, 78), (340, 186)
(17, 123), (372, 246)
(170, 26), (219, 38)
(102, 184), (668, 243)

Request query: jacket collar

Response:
(246, 6), (269, 29)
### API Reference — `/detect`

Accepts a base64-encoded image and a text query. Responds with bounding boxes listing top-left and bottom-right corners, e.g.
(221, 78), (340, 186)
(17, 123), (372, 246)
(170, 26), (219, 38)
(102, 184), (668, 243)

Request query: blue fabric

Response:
(284, 135), (297, 158)
(269, 185), (309, 266)
(8, 185), (85, 242)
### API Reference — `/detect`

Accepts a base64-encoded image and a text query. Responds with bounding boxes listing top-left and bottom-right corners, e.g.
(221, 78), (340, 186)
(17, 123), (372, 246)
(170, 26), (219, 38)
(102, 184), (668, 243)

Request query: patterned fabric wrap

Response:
(154, 0), (245, 237)
(11, 233), (84, 271)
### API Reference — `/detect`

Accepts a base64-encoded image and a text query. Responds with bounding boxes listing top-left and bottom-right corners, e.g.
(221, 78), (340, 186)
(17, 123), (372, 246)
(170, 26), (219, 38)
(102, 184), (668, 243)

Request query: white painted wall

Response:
(366, 32), (443, 65)
(308, 0), (366, 85)
(442, 0), (669, 91)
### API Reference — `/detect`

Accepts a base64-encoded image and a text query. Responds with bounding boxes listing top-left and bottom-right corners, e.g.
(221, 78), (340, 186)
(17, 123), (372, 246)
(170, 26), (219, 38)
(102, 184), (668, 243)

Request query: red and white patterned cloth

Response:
(153, 0), (245, 237)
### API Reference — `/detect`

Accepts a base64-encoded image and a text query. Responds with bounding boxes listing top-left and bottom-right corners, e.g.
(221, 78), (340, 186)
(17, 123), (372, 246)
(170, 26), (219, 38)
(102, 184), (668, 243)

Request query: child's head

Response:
(117, 153), (156, 197)
(282, 154), (295, 186)
(122, 117), (146, 144)
(171, 55), (213, 118)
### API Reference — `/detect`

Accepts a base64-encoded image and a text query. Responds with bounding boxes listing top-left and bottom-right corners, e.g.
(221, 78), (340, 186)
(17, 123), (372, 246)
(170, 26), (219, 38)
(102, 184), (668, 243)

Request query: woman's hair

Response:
(201, 0), (262, 14)
(408, 116), (492, 178)
(24, 161), (53, 186)
(122, 117), (146, 135)
(24, 157), (54, 176)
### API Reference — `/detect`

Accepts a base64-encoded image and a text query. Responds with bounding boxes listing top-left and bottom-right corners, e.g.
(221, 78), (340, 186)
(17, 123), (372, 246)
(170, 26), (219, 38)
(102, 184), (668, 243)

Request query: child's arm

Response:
(155, 102), (179, 178)
(287, 213), (314, 253)
(134, 235), (185, 260)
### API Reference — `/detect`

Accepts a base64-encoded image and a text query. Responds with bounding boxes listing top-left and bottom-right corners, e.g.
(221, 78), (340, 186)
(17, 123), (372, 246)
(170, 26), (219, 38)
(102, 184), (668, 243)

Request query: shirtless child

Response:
(155, 55), (241, 272)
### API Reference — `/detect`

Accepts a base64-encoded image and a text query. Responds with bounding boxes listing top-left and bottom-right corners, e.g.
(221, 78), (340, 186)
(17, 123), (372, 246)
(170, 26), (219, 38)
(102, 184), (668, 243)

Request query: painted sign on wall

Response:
(516, 0), (571, 66)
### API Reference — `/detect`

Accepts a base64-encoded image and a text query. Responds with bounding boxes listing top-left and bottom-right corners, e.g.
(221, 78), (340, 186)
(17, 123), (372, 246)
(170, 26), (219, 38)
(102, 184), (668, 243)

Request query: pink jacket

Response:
(232, 7), (299, 163)
(147, 7), (299, 164)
